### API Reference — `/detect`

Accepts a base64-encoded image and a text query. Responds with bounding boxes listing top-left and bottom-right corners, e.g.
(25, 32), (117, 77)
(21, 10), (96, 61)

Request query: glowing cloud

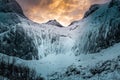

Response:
(17, 0), (110, 26)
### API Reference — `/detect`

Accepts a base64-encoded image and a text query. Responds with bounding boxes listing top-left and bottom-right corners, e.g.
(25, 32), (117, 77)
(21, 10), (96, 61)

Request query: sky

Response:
(17, 0), (110, 26)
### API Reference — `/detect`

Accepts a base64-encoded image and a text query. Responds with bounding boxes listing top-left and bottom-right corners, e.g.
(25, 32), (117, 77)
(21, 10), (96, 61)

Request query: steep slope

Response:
(0, 0), (38, 60)
(0, 0), (73, 60)
(0, 0), (120, 60)
(0, 0), (25, 17)
(0, 0), (120, 80)
(0, 0), (26, 25)
(69, 0), (120, 54)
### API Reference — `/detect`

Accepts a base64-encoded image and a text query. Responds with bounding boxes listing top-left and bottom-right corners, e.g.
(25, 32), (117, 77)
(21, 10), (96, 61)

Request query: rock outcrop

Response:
(0, 0), (39, 60)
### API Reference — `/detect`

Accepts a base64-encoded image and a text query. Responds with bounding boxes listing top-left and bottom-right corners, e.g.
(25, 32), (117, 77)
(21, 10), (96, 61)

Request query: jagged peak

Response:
(46, 19), (64, 27)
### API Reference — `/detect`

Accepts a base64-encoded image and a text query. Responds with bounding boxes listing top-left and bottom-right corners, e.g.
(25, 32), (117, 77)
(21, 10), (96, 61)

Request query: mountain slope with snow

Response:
(69, 0), (120, 55)
(0, 40), (120, 80)
(0, 0), (39, 60)
(0, 0), (120, 80)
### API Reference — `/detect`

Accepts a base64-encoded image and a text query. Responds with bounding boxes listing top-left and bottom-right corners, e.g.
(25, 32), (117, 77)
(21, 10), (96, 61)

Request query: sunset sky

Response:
(17, 0), (111, 26)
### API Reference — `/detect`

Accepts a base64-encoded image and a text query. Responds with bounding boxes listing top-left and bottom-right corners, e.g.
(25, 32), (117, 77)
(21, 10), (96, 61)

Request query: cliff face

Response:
(0, 0), (39, 60)
(0, 0), (25, 17)
(70, 0), (120, 54)
(0, 0), (120, 60)
(0, 0), (120, 80)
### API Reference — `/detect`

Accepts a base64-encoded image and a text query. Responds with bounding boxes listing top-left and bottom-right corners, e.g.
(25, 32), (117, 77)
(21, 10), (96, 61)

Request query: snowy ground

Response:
(0, 42), (120, 79)
(32, 43), (120, 79)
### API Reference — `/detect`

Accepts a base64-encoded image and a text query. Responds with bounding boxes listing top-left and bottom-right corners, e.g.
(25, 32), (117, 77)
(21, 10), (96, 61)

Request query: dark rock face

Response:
(0, 56), (44, 80)
(0, 0), (25, 17)
(83, 4), (100, 18)
(85, 1), (120, 53)
(0, 25), (39, 60)
(0, 13), (21, 25)
(73, 0), (120, 54)
(0, 0), (26, 25)
(109, 0), (120, 8)
(0, 0), (39, 60)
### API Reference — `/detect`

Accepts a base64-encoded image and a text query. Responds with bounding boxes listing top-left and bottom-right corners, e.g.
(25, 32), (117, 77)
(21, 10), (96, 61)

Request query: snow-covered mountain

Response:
(69, 0), (120, 55)
(45, 19), (64, 27)
(0, 0), (39, 60)
(0, 0), (25, 17)
(0, 0), (120, 80)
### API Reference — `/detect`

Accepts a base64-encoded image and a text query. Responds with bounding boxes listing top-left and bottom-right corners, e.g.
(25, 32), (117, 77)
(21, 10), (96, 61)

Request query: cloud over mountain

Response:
(17, 0), (110, 25)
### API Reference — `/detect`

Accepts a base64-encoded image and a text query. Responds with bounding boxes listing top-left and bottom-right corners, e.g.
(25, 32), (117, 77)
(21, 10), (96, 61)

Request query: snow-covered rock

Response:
(70, 0), (120, 54)
(0, 0), (120, 80)
(0, 0), (38, 60)
(0, 0), (25, 17)
(45, 19), (64, 27)
(0, 0), (120, 60)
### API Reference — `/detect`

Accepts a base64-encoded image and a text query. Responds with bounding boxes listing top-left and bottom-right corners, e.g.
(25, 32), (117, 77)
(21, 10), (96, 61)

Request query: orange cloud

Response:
(17, 0), (110, 26)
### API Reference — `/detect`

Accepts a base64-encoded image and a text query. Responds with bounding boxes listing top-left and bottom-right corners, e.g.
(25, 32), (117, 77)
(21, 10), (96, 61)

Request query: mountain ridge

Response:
(0, 0), (120, 59)
(0, 0), (120, 80)
(45, 19), (64, 27)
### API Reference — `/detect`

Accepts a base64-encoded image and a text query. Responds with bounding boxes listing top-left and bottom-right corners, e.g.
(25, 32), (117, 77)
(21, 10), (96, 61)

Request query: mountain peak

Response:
(46, 19), (64, 27)
(0, 0), (25, 17)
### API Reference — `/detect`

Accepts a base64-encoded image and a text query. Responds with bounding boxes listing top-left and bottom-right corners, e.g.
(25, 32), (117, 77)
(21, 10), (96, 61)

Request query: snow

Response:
(15, 17), (75, 58)
(0, 42), (120, 79)
(34, 54), (76, 76)
(0, 0), (120, 79)
(78, 43), (120, 67)
(34, 43), (120, 77)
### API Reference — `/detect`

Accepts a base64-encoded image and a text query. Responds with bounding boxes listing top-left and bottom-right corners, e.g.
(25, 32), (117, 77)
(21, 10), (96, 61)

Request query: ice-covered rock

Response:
(46, 19), (64, 27)
(0, 0), (120, 59)
(70, 0), (120, 54)
(0, 0), (120, 79)
(0, 0), (38, 60)
(0, 0), (25, 17)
